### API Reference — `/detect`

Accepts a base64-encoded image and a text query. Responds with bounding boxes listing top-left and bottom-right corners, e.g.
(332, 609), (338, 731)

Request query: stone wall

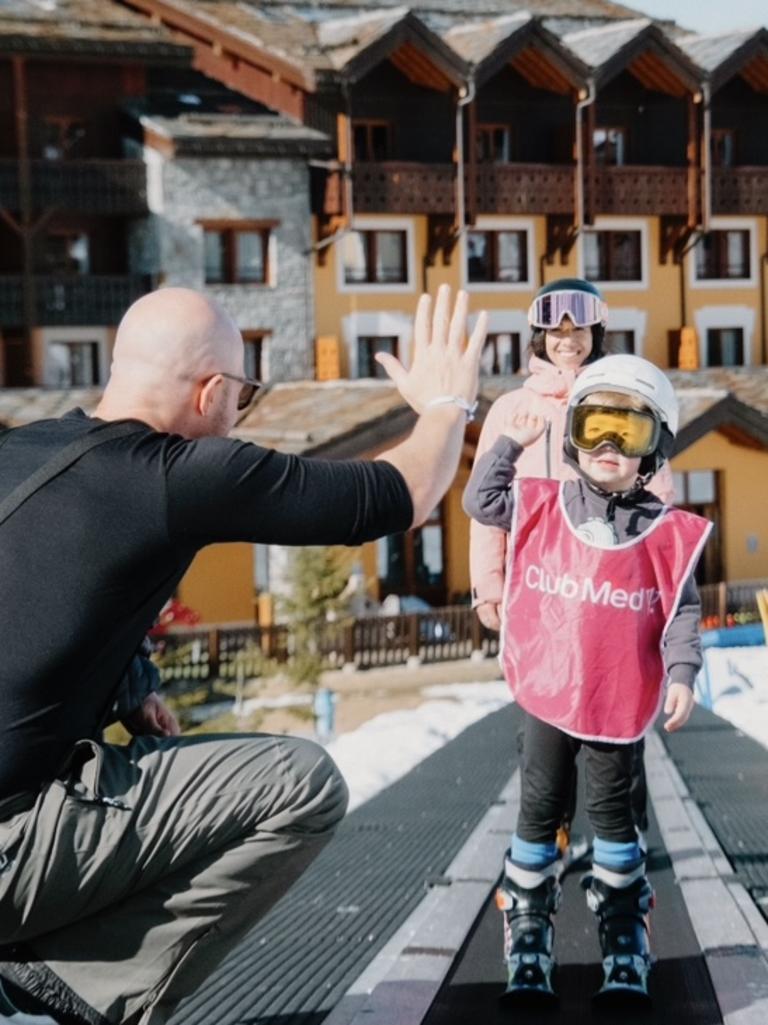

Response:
(129, 151), (315, 381)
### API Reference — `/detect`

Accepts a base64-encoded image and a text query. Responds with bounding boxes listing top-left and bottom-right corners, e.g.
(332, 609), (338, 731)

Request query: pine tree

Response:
(278, 546), (353, 688)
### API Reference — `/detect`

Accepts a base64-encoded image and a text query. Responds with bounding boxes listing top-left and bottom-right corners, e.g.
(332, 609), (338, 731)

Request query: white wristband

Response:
(425, 395), (478, 422)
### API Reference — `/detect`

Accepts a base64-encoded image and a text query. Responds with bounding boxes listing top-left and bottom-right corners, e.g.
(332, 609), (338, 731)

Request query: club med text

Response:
(524, 565), (661, 613)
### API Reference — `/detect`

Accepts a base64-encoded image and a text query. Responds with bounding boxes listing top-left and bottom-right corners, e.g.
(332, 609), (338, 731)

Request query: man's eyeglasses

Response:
(218, 372), (262, 411)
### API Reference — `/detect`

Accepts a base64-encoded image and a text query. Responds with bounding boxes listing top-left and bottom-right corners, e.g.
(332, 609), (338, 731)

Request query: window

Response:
(467, 230), (528, 284)
(584, 230), (642, 282)
(706, 328), (744, 367)
(357, 336), (397, 379)
(671, 470), (722, 583)
(48, 340), (100, 387)
(695, 230), (750, 280)
(605, 330), (635, 354)
(352, 120), (393, 161)
(710, 129), (735, 168)
(377, 504), (446, 602)
(476, 124), (511, 163)
(242, 331), (269, 380)
(481, 333), (522, 375)
(41, 232), (90, 275)
(202, 223), (274, 285)
(342, 230), (407, 285)
(594, 126), (626, 166)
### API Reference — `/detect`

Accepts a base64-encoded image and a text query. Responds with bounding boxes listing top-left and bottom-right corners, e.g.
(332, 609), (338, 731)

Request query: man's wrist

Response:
(425, 395), (478, 422)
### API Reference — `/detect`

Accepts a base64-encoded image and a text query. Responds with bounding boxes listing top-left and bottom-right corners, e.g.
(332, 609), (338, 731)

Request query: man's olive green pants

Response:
(0, 733), (348, 1025)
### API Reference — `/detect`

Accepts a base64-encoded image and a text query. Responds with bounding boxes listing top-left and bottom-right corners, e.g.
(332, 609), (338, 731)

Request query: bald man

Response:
(0, 286), (487, 1025)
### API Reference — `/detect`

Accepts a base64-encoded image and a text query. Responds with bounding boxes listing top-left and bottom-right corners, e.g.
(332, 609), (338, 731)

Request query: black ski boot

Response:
(583, 873), (654, 1002)
(496, 871), (561, 1002)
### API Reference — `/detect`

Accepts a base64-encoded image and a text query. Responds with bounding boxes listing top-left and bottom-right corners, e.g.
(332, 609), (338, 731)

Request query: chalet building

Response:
(0, 1), (330, 388)
(2, 0), (768, 621)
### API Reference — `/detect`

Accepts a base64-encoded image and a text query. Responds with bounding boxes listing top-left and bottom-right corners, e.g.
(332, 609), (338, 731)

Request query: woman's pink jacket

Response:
(469, 355), (676, 608)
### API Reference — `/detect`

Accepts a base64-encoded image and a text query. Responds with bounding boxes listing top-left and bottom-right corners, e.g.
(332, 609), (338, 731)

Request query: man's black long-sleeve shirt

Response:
(0, 410), (413, 802)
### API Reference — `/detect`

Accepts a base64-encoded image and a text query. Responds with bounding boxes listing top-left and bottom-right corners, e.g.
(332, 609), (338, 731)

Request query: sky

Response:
(630, 0), (767, 34)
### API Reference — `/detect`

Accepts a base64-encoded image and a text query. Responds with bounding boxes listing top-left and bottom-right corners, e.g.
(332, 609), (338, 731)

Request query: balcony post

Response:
(686, 92), (700, 229)
(585, 98), (596, 225)
(466, 98), (477, 227)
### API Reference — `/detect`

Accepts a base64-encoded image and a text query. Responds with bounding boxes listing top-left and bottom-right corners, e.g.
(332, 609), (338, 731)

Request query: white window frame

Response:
(603, 307), (647, 356)
(337, 216), (416, 295)
(577, 216), (648, 292)
(42, 326), (109, 388)
(692, 305), (756, 367)
(468, 309), (530, 372)
(461, 217), (535, 293)
(341, 310), (415, 378)
(689, 216), (758, 290)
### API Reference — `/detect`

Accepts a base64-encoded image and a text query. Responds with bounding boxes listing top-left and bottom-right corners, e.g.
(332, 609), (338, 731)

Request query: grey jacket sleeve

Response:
(113, 642), (161, 720)
(662, 573), (703, 689)
(462, 436), (524, 530)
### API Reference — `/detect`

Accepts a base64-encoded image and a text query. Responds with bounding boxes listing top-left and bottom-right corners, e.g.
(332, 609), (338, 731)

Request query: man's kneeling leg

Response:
(1, 733), (348, 1025)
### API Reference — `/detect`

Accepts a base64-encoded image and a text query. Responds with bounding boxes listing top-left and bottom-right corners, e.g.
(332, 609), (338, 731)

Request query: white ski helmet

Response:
(565, 354), (678, 475)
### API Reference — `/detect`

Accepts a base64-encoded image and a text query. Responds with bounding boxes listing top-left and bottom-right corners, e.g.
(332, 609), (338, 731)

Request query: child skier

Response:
(463, 354), (711, 1001)
(471, 279), (673, 857)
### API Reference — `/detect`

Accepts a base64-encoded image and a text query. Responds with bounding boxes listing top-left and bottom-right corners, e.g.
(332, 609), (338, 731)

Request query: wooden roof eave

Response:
(673, 394), (768, 455)
(118, 0), (315, 92)
(593, 26), (702, 96)
(339, 13), (468, 91)
(303, 404), (416, 460)
(708, 30), (768, 94)
(0, 31), (192, 64)
(474, 21), (588, 94)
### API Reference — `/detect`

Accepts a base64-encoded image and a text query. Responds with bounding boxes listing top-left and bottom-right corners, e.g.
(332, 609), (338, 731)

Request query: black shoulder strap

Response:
(0, 420), (145, 528)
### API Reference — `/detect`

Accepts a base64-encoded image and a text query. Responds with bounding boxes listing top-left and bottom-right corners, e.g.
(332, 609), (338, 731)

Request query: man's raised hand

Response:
(375, 285), (488, 414)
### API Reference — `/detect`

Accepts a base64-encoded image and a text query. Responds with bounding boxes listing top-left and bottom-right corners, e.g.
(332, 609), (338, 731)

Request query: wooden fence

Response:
(151, 606), (499, 683)
(699, 578), (768, 628)
(152, 581), (767, 684)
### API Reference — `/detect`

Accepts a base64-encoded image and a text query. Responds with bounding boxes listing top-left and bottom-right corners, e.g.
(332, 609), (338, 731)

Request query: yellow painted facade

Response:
(177, 543), (256, 624)
(314, 213), (768, 372)
(671, 435), (768, 581)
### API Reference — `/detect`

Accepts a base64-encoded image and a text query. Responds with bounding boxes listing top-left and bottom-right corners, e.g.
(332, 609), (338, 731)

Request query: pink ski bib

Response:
(500, 480), (712, 743)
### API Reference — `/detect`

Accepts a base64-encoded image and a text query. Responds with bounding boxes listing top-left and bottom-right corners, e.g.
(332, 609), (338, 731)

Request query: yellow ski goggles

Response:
(569, 404), (660, 458)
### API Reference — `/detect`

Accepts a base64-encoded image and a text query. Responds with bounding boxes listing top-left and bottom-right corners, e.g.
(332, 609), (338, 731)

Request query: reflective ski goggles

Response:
(528, 290), (608, 330)
(569, 404), (660, 458)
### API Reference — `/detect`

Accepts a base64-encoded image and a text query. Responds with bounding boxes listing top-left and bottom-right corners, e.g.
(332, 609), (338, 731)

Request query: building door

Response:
(672, 469), (723, 584)
(377, 503), (447, 606)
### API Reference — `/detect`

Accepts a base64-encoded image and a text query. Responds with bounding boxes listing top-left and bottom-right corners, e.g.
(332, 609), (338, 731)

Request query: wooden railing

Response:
(353, 162), (456, 214)
(0, 274), (152, 325)
(593, 166), (689, 216)
(711, 167), (768, 214)
(0, 159), (148, 215)
(474, 163), (574, 214)
(152, 606), (499, 682)
(699, 578), (768, 628)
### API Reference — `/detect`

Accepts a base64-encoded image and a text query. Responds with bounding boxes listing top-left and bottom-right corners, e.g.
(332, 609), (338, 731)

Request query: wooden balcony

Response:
(315, 161), (768, 220)
(353, 162), (456, 214)
(0, 159), (148, 216)
(0, 274), (152, 326)
(711, 168), (768, 215)
(473, 163), (574, 215)
(593, 166), (689, 216)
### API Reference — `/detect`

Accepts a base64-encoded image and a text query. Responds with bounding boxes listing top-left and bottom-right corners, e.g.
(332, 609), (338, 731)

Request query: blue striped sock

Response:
(511, 834), (559, 868)
(593, 836), (642, 870)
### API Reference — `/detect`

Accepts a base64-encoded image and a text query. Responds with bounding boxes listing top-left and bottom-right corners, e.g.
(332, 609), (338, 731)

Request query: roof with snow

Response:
(0, 0), (190, 58)
(2, 368), (767, 453)
(676, 27), (768, 92)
